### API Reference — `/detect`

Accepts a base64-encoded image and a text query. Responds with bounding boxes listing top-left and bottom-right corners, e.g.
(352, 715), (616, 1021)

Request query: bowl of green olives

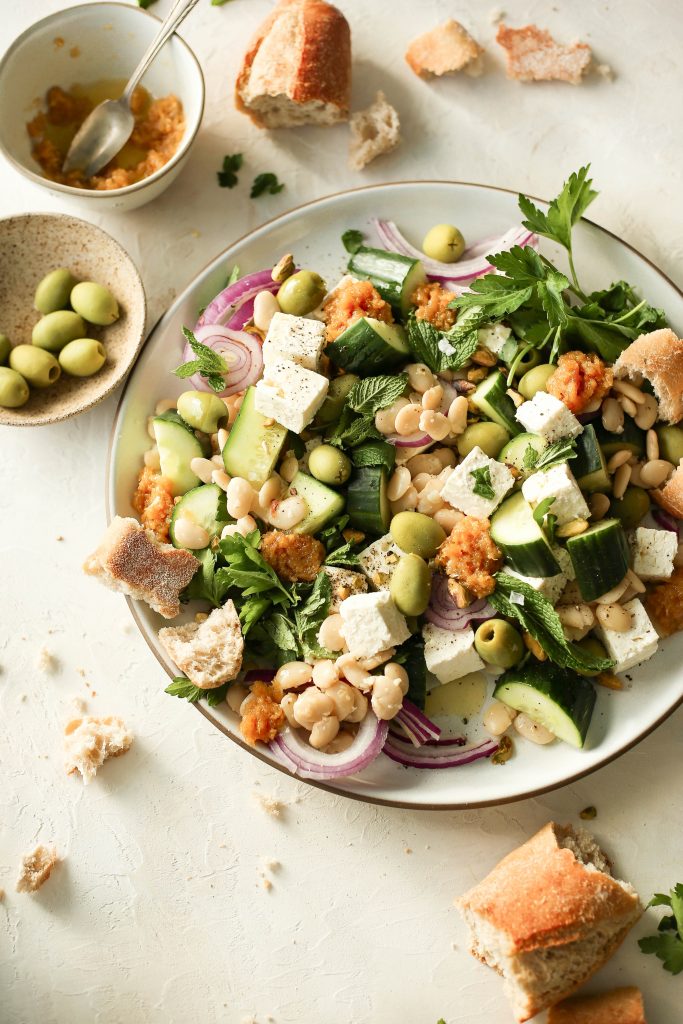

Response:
(0, 212), (145, 426)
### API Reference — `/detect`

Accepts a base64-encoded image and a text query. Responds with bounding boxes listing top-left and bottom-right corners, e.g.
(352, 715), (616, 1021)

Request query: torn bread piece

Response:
(548, 986), (646, 1024)
(158, 601), (244, 689)
(406, 19), (484, 78)
(614, 328), (683, 424)
(496, 23), (592, 84)
(652, 463), (683, 519)
(65, 716), (133, 784)
(456, 823), (642, 1023)
(16, 845), (59, 893)
(349, 91), (401, 171)
(84, 517), (198, 619)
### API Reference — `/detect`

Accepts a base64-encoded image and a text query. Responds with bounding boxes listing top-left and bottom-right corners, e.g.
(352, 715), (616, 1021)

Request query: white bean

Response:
(280, 692), (299, 728)
(311, 659), (340, 690)
(356, 649), (396, 671)
(556, 604), (595, 631)
(433, 447), (457, 469)
(375, 398), (410, 435)
(173, 517), (210, 549)
(613, 378), (645, 404)
(326, 682), (356, 721)
(407, 363), (437, 394)
(335, 654), (373, 691)
(253, 290), (280, 332)
(639, 460), (674, 489)
(417, 486), (445, 515)
(411, 472), (433, 493)
(280, 455), (299, 483)
(422, 384), (444, 411)
(226, 477), (254, 519)
(371, 676), (404, 720)
(601, 397), (624, 434)
(324, 729), (355, 753)
(612, 463), (631, 499)
(190, 456), (216, 484)
(407, 453), (442, 476)
(387, 466), (412, 501)
(419, 410), (450, 441)
(226, 683), (249, 714)
(434, 507), (461, 533)
(483, 701), (516, 737)
(447, 396), (469, 435)
(594, 576), (629, 604)
(595, 603), (633, 632)
(345, 690), (369, 723)
(259, 474), (283, 507)
(389, 486), (418, 514)
(269, 494), (307, 529)
(275, 661), (314, 690)
(395, 404), (422, 436)
(293, 688), (334, 730)
(212, 469), (231, 492)
(646, 429), (660, 462)
(634, 394), (659, 430)
(318, 614), (346, 652)
(384, 663), (409, 695)
(309, 715), (340, 749)
(513, 713), (555, 745)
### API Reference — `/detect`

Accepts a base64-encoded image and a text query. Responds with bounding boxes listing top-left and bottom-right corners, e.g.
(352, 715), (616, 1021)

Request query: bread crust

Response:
(405, 19), (483, 78)
(652, 463), (683, 518)
(548, 986), (646, 1024)
(496, 23), (591, 83)
(235, 0), (351, 128)
(614, 328), (683, 424)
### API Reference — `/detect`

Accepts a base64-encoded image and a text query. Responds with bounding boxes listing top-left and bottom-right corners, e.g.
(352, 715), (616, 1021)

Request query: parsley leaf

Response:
(319, 515), (362, 568)
(639, 884), (683, 974)
(347, 374), (408, 415)
(470, 465), (495, 499)
(217, 153), (243, 188)
(260, 573), (335, 664)
(184, 548), (230, 608)
(341, 229), (364, 255)
(534, 438), (578, 472)
(406, 313), (480, 373)
(351, 440), (396, 474)
(216, 530), (293, 625)
(174, 327), (228, 393)
(251, 172), (285, 198)
(165, 676), (230, 707)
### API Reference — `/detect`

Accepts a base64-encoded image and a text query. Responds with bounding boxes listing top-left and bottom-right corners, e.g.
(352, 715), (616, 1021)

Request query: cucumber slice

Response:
(594, 418), (645, 458)
(348, 247), (427, 317)
(566, 518), (630, 601)
(289, 471), (345, 535)
(346, 465), (390, 535)
(170, 484), (229, 549)
(490, 491), (561, 577)
(314, 373), (359, 427)
(328, 317), (410, 374)
(573, 424), (610, 492)
(494, 663), (596, 748)
(222, 386), (288, 488)
(153, 414), (203, 496)
(499, 432), (546, 480)
(471, 370), (522, 436)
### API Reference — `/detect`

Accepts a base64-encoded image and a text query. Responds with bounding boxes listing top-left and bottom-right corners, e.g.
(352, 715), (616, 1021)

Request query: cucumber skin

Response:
(472, 371), (522, 436)
(595, 418), (645, 458)
(222, 386), (288, 488)
(346, 466), (390, 535)
(574, 424), (610, 493)
(348, 247), (426, 316)
(566, 519), (630, 601)
(490, 492), (561, 578)
(494, 662), (596, 748)
(328, 318), (408, 374)
(170, 484), (228, 548)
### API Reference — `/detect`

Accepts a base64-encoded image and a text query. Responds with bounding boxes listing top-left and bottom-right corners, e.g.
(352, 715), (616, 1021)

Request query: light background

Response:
(1, 1), (682, 1022)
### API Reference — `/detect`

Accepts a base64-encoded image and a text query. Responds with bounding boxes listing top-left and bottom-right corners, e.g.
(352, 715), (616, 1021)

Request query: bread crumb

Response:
(596, 62), (614, 79)
(64, 715), (133, 784)
(16, 845), (59, 893)
(496, 23), (592, 84)
(404, 847), (413, 854)
(406, 20), (483, 79)
(349, 91), (400, 171)
(254, 792), (285, 817)
(37, 648), (57, 673)
(70, 695), (88, 714)
(489, 7), (505, 23)
(0, 888), (5, 901)
(263, 858), (281, 872)
(77, 667), (86, 677)
(56, 535), (64, 541)
(262, 876), (273, 891)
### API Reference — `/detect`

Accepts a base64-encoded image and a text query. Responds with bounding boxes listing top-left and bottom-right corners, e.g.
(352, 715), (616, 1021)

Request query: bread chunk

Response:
(652, 463), (683, 519)
(549, 986), (646, 1024)
(456, 822), (642, 1022)
(16, 845), (59, 893)
(406, 19), (483, 78)
(65, 715), (133, 784)
(349, 91), (401, 171)
(158, 601), (244, 689)
(83, 516), (198, 619)
(614, 328), (683, 423)
(496, 23), (592, 83)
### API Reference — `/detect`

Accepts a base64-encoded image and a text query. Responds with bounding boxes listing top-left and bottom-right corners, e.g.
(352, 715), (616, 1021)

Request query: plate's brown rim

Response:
(105, 178), (683, 811)
(0, 211), (147, 428)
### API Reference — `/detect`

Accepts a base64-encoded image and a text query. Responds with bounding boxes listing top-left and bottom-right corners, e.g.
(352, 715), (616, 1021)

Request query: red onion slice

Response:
(387, 431), (433, 448)
(196, 269), (281, 330)
(395, 700), (441, 745)
(183, 324), (263, 398)
(652, 508), (681, 532)
(270, 713), (388, 780)
(425, 574), (496, 631)
(383, 734), (499, 770)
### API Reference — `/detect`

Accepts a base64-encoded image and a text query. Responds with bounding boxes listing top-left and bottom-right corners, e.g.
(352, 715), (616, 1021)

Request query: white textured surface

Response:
(1, 1), (682, 1022)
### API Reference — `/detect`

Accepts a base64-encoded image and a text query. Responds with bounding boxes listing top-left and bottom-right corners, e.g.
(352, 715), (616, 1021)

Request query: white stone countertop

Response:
(1, 1), (682, 1022)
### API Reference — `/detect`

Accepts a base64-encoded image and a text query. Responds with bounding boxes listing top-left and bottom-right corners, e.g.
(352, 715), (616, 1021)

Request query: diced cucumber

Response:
(170, 484), (229, 549)
(595, 418), (645, 458)
(499, 432), (546, 480)
(289, 471), (345, 535)
(314, 373), (359, 427)
(328, 317), (410, 374)
(346, 465), (390, 536)
(566, 518), (630, 601)
(348, 247), (427, 317)
(222, 385), (288, 488)
(153, 414), (203, 496)
(573, 423), (610, 493)
(471, 371), (522, 436)
(490, 490), (561, 577)
(494, 663), (596, 748)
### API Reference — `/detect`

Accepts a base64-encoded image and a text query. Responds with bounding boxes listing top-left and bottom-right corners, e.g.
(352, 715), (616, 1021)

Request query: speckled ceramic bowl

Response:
(0, 213), (146, 427)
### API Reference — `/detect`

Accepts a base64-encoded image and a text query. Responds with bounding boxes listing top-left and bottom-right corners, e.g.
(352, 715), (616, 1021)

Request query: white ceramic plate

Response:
(107, 181), (683, 809)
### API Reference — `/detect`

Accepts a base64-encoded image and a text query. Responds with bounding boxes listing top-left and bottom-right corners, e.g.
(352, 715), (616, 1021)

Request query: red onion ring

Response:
(183, 324), (263, 398)
(387, 431), (433, 448)
(394, 700), (441, 746)
(270, 714), (388, 780)
(652, 508), (681, 532)
(383, 734), (499, 769)
(425, 574), (496, 631)
(196, 269), (281, 330)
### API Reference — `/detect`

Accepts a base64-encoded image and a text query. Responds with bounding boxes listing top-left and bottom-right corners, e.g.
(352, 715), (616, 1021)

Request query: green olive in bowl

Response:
(32, 310), (86, 352)
(390, 511), (445, 559)
(457, 422), (510, 459)
(59, 338), (106, 377)
(10, 345), (60, 388)
(390, 554), (432, 616)
(34, 268), (78, 314)
(70, 281), (120, 325)
(518, 363), (556, 400)
(308, 444), (352, 486)
(0, 366), (30, 407)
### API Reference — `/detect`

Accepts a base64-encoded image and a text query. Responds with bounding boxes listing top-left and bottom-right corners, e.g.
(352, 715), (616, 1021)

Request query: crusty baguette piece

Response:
(235, 0), (351, 128)
(65, 716), (133, 784)
(652, 463), (683, 518)
(348, 91), (401, 171)
(405, 19), (483, 78)
(16, 845), (59, 893)
(614, 328), (683, 423)
(456, 822), (642, 1022)
(83, 517), (198, 620)
(548, 986), (646, 1024)
(496, 23), (592, 83)
(158, 601), (244, 689)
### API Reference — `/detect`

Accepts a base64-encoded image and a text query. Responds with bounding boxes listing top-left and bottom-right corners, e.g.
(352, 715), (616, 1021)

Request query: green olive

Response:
(518, 363), (556, 401)
(575, 636), (608, 677)
(511, 348), (543, 377)
(177, 390), (227, 432)
(0, 333), (11, 365)
(34, 267), (78, 314)
(390, 511), (446, 559)
(656, 425), (683, 466)
(59, 338), (106, 377)
(609, 486), (651, 530)
(474, 619), (524, 669)
(457, 422), (510, 459)
(390, 554), (432, 616)
(32, 310), (86, 352)
(308, 443), (352, 486)
(422, 224), (466, 263)
(277, 270), (327, 316)
(315, 373), (359, 427)
(9, 345), (60, 388)
(70, 281), (119, 325)
(0, 366), (30, 408)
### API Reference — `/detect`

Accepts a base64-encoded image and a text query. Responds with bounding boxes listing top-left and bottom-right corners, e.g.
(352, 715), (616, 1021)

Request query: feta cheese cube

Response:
(357, 534), (403, 590)
(477, 323), (511, 356)
(254, 359), (328, 434)
(552, 544), (575, 580)
(440, 445), (515, 518)
(339, 591), (410, 659)
(262, 313), (326, 371)
(522, 464), (590, 525)
(595, 598), (659, 673)
(422, 623), (485, 684)
(323, 566), (368, 612)
(505, 566), (567, 606)
(631, 527), (678, 580)
(515, 392), (583, 443)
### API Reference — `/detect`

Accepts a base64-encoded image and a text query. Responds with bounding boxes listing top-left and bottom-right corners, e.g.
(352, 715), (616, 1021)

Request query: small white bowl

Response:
(0, 2), (205, 213)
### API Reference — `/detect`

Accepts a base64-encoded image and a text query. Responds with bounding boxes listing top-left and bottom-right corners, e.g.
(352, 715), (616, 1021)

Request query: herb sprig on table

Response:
(638, 884), (683, 975)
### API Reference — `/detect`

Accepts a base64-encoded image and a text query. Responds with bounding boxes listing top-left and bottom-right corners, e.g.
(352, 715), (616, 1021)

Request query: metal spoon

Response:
(62, 0), (201, 178)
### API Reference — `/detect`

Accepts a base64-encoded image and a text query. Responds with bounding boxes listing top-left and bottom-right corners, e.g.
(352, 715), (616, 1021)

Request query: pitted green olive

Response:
(609, 486), (650, 530)
(277, 270), (326, 316)
(575, 636), (608, 677)
(422, 224), (466, 263)
(474, 619), (524, 668)
(457, 422), (510, 459)
(0, 366), (30, 408)
(58, 338), (106, 377)
(656, 425), (683, 466)
(511, 348), (543, 377)
(32, 310), (86, 353)
(177, 391), (228, 433)
(308, 444), (352, 486)
(315, 373), (359, 427)
(70, 281), (119, 325)
(518, 363), (556, 400)
(9, 345), (60, 388)
(34, 268), (78, 314)
(390, 553), (432, 616)
(390, 511), (446, 559)
(0, 333), (10, 365)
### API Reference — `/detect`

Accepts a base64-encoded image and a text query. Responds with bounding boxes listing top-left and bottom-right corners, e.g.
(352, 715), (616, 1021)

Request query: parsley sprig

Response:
(251, 172), (285, 198)
(639, 884), (683, 974)
(165, 676), (230, 706)
(174, 327), (228, 393)
(217, 153), (243, 188)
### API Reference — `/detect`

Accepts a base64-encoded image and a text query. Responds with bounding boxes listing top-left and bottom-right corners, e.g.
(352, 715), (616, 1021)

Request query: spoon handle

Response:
(123, 0), (202, 102)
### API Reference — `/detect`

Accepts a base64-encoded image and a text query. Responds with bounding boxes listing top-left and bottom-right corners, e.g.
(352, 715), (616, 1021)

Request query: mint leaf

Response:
(251, 172), (285, 198)
(328, 408), (383, 449)
(342, 229), (364, 254)
(352, 440), (396, 473)
(470, 465), (495, 499)
(217, 153), (243, 188)
(523, 444), (540, 470)
(174, 327), (227, 393)
(347, 375), (408, 415)
(534, 438), (578, 472)
(406, 314), (480, 373)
